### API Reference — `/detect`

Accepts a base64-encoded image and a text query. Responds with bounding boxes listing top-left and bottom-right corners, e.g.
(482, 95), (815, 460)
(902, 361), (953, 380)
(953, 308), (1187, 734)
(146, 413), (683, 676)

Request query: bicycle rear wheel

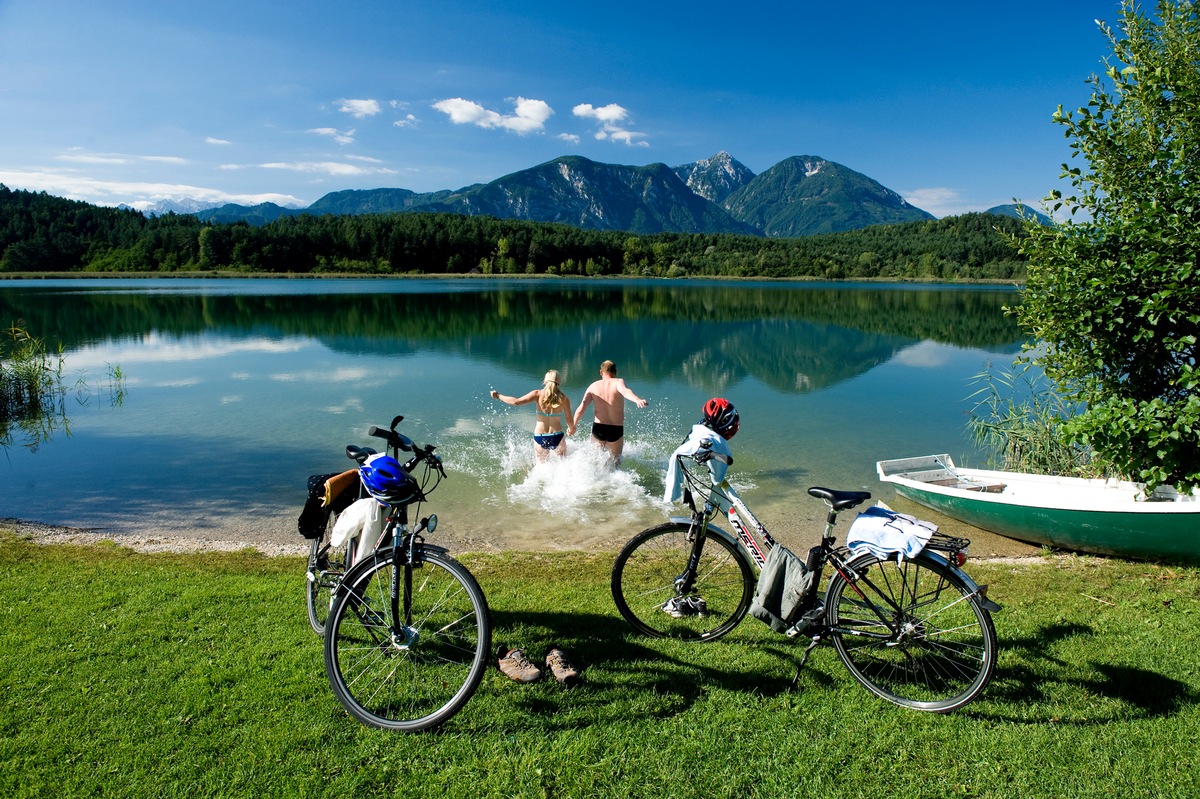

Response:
(306, 534), (349, 635)
(611, 522), (755, 641)
(324, 547), (491, 732)
(825, 552), (997, 712)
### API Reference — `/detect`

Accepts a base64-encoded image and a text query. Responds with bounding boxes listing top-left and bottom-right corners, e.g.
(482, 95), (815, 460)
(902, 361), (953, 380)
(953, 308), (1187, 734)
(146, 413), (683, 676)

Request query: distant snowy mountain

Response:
(127, 198), (226, 216)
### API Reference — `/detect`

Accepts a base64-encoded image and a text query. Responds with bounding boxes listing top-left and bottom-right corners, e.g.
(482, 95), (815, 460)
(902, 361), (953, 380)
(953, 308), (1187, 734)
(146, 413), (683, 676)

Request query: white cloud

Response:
(902, 187), (969, 218)
(572, 103), (648, 147)
(557, 133), (581, 144)
(573, 103), (630, 125)
(56, 150), (187, 166)
(57, 152), (129, 165)
(432, 96), (553, 134)
(338, 98), (382, 118)
(258, 161), (397, 177)
(0, 169), (304, 209)
(206, 137), (231, 145)
(394, 113), (417, 128)
(309, 127), (356, 145)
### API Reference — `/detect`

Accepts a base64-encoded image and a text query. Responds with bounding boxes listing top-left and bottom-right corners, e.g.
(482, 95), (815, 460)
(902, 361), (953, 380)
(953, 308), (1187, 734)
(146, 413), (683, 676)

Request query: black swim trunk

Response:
(591, 422), (624, 443)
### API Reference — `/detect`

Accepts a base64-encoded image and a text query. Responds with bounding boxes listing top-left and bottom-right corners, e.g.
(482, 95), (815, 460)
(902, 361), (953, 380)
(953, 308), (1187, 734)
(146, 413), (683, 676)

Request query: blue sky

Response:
(0, 1), (1123, 217)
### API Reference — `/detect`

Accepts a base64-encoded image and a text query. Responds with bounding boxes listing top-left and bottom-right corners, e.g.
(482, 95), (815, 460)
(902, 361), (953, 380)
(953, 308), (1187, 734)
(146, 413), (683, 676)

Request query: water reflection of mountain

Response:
(2, 282), (1022, 394)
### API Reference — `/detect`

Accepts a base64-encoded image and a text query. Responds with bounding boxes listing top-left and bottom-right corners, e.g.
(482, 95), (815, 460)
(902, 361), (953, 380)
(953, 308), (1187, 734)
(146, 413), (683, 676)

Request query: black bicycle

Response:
(321, 416), (491, 732)
(611, 451), (1000, 713)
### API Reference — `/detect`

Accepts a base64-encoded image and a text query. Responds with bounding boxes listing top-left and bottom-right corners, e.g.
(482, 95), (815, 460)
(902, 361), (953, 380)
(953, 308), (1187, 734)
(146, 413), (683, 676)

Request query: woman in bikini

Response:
(490, 369), (576, 461)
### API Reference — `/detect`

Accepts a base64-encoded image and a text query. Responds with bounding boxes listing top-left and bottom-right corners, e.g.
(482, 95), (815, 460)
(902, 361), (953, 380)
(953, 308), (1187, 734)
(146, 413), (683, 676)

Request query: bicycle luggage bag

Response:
(749, 544), (813, 633)
(296, 472), (359, 539)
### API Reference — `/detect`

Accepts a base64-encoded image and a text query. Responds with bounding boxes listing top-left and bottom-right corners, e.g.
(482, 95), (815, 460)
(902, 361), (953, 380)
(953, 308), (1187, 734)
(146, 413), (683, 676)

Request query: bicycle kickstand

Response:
(789, 634), (823, 690)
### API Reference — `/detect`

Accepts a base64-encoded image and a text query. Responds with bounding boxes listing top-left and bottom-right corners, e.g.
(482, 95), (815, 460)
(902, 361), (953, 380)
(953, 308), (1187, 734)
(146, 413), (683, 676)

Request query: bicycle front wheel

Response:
(324, 548), (491, 732)
(825, 552), (997, 712)
(611, 522), (755, 641)
(306, 534), (349, 635)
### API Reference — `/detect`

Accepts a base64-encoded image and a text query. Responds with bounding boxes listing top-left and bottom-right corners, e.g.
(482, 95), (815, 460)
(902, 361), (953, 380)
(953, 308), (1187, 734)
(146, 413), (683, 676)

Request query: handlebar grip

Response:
(368, 425), (414, 452)
(693, 451), (732, 466)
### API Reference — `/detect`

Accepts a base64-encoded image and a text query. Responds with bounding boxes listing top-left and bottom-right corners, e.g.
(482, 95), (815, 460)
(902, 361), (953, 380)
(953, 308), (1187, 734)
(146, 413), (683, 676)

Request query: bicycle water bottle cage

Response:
(807, 487), (872, 512)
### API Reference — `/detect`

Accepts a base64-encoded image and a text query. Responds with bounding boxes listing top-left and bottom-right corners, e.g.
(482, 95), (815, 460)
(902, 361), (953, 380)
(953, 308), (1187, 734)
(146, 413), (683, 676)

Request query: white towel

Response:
(663, 424), (734, 505)
(846, 504), (936, 560)
(330, 496), (386, 558)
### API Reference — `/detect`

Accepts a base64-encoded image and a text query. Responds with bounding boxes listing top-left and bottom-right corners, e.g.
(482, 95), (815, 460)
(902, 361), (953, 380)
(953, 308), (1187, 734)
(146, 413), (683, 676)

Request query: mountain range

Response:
(183, 152), (1012, 237)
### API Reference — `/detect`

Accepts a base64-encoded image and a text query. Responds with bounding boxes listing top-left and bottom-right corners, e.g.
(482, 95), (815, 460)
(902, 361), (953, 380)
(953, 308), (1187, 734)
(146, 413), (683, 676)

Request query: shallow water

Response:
(0, 277), (1025, 553)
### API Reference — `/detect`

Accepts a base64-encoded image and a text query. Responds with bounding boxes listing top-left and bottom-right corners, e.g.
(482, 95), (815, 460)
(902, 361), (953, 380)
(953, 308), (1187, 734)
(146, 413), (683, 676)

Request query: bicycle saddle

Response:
(808, 487), (872, 511)
(345, 445), (378, 465)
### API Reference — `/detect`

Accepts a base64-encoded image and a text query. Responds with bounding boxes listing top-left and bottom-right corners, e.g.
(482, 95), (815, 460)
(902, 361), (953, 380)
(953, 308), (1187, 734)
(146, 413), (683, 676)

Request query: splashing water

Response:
(505, 442), (654, 524)
(433, 405), (676, 546)
(432, 399), (775, 550)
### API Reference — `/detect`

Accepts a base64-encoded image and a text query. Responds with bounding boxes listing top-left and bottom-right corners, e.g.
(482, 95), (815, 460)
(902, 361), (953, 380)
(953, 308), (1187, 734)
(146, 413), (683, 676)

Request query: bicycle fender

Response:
(846, 548), (1002, 614)
(667, 516), (733, 541)
(920, 550), (1001, 612)
(331, 544), (454, 599)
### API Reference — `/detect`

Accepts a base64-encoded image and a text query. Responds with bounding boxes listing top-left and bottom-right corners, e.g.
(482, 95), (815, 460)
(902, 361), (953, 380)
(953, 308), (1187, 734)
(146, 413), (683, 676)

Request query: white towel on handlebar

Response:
(846, 504), (936, 561)
(664, 424), (734, 505)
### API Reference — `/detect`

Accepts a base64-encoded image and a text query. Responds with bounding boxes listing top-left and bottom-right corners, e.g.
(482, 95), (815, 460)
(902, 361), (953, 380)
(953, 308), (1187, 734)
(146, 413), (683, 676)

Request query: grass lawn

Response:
(1, 532), (1198, 799)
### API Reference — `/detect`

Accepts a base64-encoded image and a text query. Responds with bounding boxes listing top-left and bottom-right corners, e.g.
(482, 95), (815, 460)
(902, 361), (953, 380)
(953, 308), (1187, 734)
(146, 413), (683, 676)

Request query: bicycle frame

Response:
(674, 454), (995, 637)
(676, 459), (778, 572)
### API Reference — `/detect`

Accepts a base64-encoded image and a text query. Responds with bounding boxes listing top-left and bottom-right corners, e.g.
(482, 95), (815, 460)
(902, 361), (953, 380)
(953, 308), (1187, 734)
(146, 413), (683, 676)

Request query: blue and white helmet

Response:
(359, 453), (421, 506)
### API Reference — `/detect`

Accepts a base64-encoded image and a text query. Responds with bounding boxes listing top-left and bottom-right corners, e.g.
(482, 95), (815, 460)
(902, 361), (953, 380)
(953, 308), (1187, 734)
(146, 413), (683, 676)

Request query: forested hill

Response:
(0, 184), (1028, 280)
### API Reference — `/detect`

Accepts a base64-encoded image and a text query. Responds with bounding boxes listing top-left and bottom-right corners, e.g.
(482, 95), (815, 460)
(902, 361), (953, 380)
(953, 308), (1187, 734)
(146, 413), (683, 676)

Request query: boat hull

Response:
(878, 456), (1200, 564)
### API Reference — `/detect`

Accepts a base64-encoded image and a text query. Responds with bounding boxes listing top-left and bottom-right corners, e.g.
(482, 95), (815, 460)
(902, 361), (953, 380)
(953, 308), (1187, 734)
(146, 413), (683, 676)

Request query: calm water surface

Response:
(0, 278), (1024, 552)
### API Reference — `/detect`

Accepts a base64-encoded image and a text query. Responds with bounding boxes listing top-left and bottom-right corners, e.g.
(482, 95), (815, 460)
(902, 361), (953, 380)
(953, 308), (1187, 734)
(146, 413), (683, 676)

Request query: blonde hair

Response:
(541, 370), (565, 409)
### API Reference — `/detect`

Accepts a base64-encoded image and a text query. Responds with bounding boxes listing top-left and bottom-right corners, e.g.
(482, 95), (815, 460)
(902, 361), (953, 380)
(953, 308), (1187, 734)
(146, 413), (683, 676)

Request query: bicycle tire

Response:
(324, 547), (491, 732)
(611, 522), (755, 641)
(825, 551), (997, 712)
(305, 534), (349, 635)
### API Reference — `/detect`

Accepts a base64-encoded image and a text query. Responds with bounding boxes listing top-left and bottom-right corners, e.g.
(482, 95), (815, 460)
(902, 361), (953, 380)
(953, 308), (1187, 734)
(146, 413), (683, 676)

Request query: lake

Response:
(0, 277), (1025, 554)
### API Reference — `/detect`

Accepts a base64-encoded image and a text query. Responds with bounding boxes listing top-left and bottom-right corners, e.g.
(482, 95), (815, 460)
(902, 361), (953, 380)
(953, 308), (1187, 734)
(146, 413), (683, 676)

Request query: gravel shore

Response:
(3, 509), (1047, 562)
(1, 517), (310, 558)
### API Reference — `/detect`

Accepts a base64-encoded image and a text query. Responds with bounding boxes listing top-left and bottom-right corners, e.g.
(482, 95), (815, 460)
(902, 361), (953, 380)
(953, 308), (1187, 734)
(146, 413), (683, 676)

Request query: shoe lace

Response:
(505, 649), (536, 670)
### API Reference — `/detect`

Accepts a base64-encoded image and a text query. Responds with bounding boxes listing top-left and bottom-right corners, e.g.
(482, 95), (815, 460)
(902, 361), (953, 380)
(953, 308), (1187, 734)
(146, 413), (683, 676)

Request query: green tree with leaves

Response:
(1015, 0), (1200, 489)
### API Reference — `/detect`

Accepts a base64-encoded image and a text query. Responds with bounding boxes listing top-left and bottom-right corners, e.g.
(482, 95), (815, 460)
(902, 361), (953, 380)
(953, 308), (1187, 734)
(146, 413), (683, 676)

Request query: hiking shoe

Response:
(496, 645), (542, 683)
(544, 646), (582, 688)
(662, 595), (708, 618)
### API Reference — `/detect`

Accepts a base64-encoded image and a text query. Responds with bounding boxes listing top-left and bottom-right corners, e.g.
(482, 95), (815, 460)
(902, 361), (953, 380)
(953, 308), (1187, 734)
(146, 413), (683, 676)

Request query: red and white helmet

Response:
(701, 397), (739, 439)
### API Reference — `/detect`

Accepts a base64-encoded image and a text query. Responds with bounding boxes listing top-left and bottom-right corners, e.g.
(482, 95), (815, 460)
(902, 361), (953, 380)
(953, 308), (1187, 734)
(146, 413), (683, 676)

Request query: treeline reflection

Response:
(2, 282), (1024, 394)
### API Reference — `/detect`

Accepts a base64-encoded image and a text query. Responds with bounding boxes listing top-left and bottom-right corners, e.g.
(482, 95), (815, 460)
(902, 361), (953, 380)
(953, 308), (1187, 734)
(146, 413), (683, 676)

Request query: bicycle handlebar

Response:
(693, 450), (732, 466)
(367, 422), (444, 477)
(369, 425), (414, 452)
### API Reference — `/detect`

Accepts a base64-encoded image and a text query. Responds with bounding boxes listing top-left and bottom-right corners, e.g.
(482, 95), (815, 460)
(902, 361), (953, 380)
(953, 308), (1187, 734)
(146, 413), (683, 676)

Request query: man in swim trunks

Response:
(573, 360), (648, 465)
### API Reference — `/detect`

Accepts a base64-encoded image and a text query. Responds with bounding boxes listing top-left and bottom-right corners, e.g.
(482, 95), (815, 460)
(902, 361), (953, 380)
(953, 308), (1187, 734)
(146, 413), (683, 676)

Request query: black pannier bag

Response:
(748, 543), (814, 633)
(296, 472), (359, 539)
